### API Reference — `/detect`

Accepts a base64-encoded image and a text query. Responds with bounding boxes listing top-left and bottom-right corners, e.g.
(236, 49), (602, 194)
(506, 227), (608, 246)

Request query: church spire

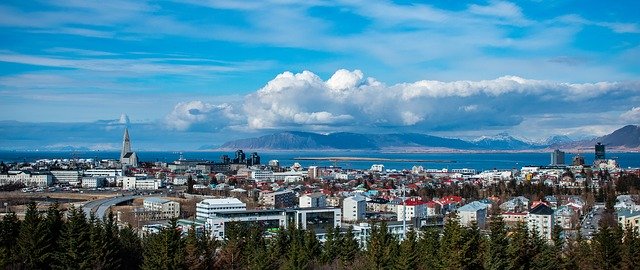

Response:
(121, 127), (131, 159)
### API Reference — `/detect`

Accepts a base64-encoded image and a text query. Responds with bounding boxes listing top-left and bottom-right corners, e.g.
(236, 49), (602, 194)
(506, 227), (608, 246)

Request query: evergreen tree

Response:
(507, 222), (530, 270)
(461, 223), (484, 269)
(18, 201), (49, 269)
(364, 221), (396, 269)
(320, 225), (339, 264)
(218, 222), (246, 269)
(439, 213), (465, 269)
(184, 225), (203, 270)
(418, 227), (440, 270)
(94, 212), (121, 270)
(592, 224), (622, 269)
(245, 224), (271, 270)
(57, 206), (92, 270)
(43, 202), (64, 268)
(303, 229), (321, 267)
(395, 229), (418, 270)
(485, 213), (509, 270)
(282, 225), (310, 270)
(573, 230), (595, 270)
(338, 226), (359, 268)
(620, 224), (640, 270)
(141, 219), (185, 270)
(118, 226), (143, 270)
(0, 211), (21, 269)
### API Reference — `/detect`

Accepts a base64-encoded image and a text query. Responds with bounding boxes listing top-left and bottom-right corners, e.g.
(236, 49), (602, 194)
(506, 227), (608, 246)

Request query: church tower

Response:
(120, 128), (137, 167)
(121, 127), (132, 160)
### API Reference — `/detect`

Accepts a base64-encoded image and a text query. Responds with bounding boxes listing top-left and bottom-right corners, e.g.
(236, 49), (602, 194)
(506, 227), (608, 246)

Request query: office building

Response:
(342, 195), (366, 222)
(595, 142), (606, 160)
(550, 149), (565, 165)
(143, 197), (180, 220)
(196, 198), (247, 220)
(527, 204), (555, 240)
(259, 190), (296, 208)
(81, 177), (106, 188)
(457, 201), (488, 228)
(299, 193), (327, 208)
(49, 170), (82, 184)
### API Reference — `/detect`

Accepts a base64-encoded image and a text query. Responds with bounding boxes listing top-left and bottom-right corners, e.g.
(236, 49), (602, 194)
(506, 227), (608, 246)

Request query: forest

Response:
(1, 200), (640, 270)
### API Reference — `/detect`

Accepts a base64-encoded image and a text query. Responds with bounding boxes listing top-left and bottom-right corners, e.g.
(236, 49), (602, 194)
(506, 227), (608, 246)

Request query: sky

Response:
(0, 0), (639, 150)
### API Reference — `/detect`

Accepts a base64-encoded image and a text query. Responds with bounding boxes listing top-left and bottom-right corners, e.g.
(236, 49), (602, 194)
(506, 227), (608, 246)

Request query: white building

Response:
(617, 208), (640, 233)
(143, 197), (180, 219)
(370, 164), (385, 172)
(397, 198), (427, 221)
(81, 177), (106, 188)
(122, 177), (162, 190)
(342, 195), (366, 222)
(250, 169), (274, 181)
(527, 204), (555, 240)
(0, 172), (52, 187)
(457, 201), (488, 228)
(50, 170), (82, 184)
(196, 198), (247, 220)
(299, 193), (327, 208)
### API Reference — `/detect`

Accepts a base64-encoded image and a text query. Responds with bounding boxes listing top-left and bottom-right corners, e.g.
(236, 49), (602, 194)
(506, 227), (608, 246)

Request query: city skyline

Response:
(1, 1), (639, 150)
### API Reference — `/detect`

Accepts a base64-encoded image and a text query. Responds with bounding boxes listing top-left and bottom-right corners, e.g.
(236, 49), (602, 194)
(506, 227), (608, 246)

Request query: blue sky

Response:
(0, 0), (639, 150)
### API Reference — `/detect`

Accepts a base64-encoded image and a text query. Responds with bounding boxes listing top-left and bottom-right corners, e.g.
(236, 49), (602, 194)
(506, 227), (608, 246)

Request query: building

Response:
(259, 190), (296, 208)
(196, 198), (247, 220)
(342, 195), (366, 222)
(617, 209), (640, 233)
(572, 155), (585, 166)
(397, 198), (427, 221)
(551, 149), (565, 165)
(49, 170), (82, 184)
(370, 164), (384, 172)
(457, 201), (488, 228)
(527, 204), (555, 240)
(299, 193), (327, 208)
(81, 177), (106, 188)
(122, 177), (161, 190)
(308, 166), (319, 179)
(250, 169), (274, 181)
(120, 128), (138, 167)
(0, 171), (52, 187)
(143, 197), (180, 220)
(554, 205), (577, 230)
(204, 207), (340, 240)
(595, 142), (606, 160)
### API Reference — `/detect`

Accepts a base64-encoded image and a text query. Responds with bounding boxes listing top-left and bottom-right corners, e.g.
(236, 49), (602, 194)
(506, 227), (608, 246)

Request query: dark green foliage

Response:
(418, 227), (440, 270)
(592, 223), (622, 269)
(57, 206), (92, 270)
(395, 229), (418, 270)
(119, 226), (143, 270)
(439, 213), (465, 269)
(485, 214), (509, 270)
(621, 224), (640, 270)
(18, 201), (50, 269)
(141, 219), (185, 270)
(364, 221), (397, 269)
(0, 211), (21, 268)
(338, 226), (359, 267)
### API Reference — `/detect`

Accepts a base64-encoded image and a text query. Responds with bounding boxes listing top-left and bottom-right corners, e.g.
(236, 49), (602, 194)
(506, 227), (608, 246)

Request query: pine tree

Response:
(592, 223), (622, 269)
(461, 223), (484, 269)
(338, 226), (359, 268)
(218, 222), (246, 269)
(364, 221), (396, 269)
(184, 225), (203, 270)
(0, 211), (21, 269)
(418, 227), (440, 270)
(395, 229), (418, 270)
(485, 213), (509, 270)
(303, 229), (321, 267)
(573, 229), (595, 270)
(282, 225), (309, 270)
(320, 225), (339, 264)
(18, 201), (49, 269)
(620, 224), (640, 270)
(57, 206), (92, 270)
(43, 202), (64, 268)
(507, 222), (530, 270)
(439, 213), (465, 269)
(142, 219), (185, 270)
(94, 212), (121, 270)
(118, 226), (143, 270)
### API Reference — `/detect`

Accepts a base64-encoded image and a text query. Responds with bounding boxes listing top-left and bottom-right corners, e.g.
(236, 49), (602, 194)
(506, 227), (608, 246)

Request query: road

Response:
(82, 195), (140, 219)
(581, 203), (604, 238)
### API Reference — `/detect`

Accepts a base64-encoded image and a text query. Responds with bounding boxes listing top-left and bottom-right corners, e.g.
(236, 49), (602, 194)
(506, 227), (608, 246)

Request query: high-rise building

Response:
(248, 152), (261, 166)
(595, 142), (606, 160)
(550, 149), (565, 165)
(233, 150), (246, 164)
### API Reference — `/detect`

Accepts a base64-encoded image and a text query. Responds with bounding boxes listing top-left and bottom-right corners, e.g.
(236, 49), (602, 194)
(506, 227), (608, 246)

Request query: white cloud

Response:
(167, 69), (640, 134)
(165, 101), (241, 131)
(621, 107), (640, 123)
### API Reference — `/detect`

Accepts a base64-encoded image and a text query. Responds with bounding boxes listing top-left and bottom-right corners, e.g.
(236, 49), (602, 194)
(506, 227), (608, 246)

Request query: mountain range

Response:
(216, 125), (640, 151)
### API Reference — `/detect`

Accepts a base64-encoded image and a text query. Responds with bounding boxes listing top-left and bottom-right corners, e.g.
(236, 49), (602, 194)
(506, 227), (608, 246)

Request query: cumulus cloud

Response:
(165, 101), (241, 131)
(621, 107), (640, 123)
(165, 69), (640, 133)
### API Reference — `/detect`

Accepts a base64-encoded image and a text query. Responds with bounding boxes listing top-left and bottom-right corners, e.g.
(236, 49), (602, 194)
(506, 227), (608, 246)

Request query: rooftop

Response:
(529, 204), (554, 215)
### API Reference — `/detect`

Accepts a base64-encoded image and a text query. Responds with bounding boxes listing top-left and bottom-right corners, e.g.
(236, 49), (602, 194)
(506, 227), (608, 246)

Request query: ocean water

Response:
(1, 150), (639, 171)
